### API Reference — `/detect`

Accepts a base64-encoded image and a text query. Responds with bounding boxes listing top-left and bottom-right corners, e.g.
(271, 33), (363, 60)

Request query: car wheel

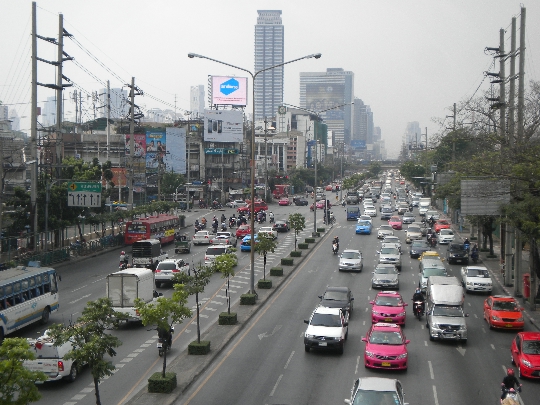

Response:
(65, 363), (77, 382)
(337, 345), (344, 355)
(155, 282), (162, 288)
(428, 327), (434, 341)
(40, 308), (50, 325)
(511, 355), (516, 365)
(304, 345), (310, 353)
(518, 366), (523, 378)
(461, 339), (467, 345)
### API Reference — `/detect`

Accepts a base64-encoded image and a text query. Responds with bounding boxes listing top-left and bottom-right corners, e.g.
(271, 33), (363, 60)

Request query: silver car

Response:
(339, 249), (363, 272)
(378, 245), (402, 271)
(377, 225), (394, 239)
(372, 264), (399, 289)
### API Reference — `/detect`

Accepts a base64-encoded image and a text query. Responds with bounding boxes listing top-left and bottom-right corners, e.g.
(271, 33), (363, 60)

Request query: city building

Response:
(404, 121), (423, 149)
(190, 85), (205, 117)
(41, 96), (57, 128)
(97, 88), (129, 119)
(254, 10), (284, 120)
(299, 68), (354, 145)
(353, 98), (374, 145)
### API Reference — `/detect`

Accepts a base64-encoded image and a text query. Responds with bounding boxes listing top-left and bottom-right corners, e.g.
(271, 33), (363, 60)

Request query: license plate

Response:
(319, 342), (327, 347)
(381, 362), (391, 367)
(385, 318), (393, 322)
(505, 324), (514, 328)
(157, 343), (163, 348)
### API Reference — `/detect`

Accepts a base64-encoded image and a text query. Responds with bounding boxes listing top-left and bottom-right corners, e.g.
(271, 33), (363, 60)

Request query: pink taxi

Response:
(362, 323), (409, 370)
(370, 291), (408, 325)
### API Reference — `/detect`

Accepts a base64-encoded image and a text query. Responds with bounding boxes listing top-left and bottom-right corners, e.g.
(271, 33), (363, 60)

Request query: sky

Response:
(1, 0), (539, 159)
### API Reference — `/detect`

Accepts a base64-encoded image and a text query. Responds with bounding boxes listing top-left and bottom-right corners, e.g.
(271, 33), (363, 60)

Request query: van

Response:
(132, 239), (168, 269)
(419, 198), (431, 216)
(426, 276), (462, 301)
(418, 259), (447, 292)
(426, 284), (468, 342)
(204, 245), (237, 266)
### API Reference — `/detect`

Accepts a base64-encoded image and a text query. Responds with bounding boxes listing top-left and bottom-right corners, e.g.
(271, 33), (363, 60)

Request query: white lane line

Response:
(115, 364), (125, 368)
(502, 365), (507, 373)
(365, 308), (368, 312)
(482, 328), (486, 333)
(71, 395), (86, 400)
(269, 374), (283, 397)
(363, 321), (366, 326)
(428, 360), (435, 379)
(474, 314), (478, 318)
(491, 344), (496, 350)
(425, 341), (428, 346)
(433, 385), (439, 405)
(80, 388), (93, 393)
(468, 302), (471, 306)
(284, 351), (295, 369)
(355, 356), (361, 374)
(140, 344), (150, 348)
(71, 285), (88, 292)
(69, 293), (92, 304)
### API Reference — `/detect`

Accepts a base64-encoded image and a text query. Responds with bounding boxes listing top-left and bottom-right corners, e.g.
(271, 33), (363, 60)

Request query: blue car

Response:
(355, 220), (372, 235)
(240, 234), (259, 252)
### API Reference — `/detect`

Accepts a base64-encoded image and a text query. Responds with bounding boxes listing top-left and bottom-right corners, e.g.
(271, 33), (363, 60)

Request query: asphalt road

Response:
(177, 201), (539, 405)
(13, 199), (321, 405)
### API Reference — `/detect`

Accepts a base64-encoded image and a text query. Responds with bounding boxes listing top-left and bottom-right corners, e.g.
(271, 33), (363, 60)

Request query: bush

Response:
(281, 258), (294, 266)
(316, 227), (326, 233)
(290, 250), (302, 257)
(270, 267), (283, 276)
(218, 312), (237, 325)
(298, 243), (309, 249)
(240, 293), (257, 305)
(258, 279), (272, 289)
(148, 372), (177, 393)
(188, 340), (211, 355)
(304, 238), (315, 243)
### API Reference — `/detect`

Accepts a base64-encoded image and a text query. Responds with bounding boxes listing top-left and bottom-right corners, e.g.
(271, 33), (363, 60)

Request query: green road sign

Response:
(67, 182), (102, 193)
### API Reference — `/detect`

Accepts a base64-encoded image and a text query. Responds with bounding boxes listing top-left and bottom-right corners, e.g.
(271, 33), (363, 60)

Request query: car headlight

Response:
(372, 311), (381, 315)
(522, 359), (532, 368)
(517, 317), (524, 322)
(492, 315), (501, 321)
(305, 333), (315, 339)
(396, 353), (408, 359)
(466, 281), (473, 286)
(398, 311), (406, 317)
(432, 323), (440, 329)
(365, 350), (376, 358)
(459, 325), (467, 330)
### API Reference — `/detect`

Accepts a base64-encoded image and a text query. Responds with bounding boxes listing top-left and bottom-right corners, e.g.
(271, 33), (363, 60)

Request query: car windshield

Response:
(369, 331), (404, 345)
(437, 220), (450, 225)
(382, 207), (393, 213)
(323, 291), (348, 301)
(408, 227), (421, 233)
(390, 217), (401, 222)
(412, 241), (428, 248)
(467, 269), (489, 277)
(432, 306), (463, 317)
(492, 300), (519, 311)
(310, 313), (342, 327)
(157, 262), (177, 270)
(342, 252), (360, 259)
(522, 341), (540, 355)
(450, 244), (465, 252)
(375, 267), (397, 274)
(440, 229), (453, 235)
(384, 237), (399, 243)
(239, 225), (249, 230)
(380, 247), (399, 255)
(375, 296), (402, 306)
(195, 232), (207, 237)
(357, 221), (371, 226)
(379, 225), (392, 231)
(423, 268), (447, 277)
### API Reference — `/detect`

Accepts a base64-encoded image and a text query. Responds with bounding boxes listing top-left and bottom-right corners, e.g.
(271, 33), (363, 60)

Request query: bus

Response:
(0, 264), (60, 342)
(124, 214), (179, 245)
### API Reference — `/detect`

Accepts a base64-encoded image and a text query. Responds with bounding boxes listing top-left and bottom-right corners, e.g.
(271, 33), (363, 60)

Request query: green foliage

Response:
(0, 338), (47, 405)
(304, 238), (315, 243)
(290, 250), (302, 257)
(255, 234), (278, 257)
(281, 258), (294, 266)
(212, 253), (237, 279)
(288, 213), (306, 250)
(258, 279), (272, 289)
(240, 293), (257, 305)
(368, 162), (382, 177)
(399, 161), (426, 184)
(188, 340), (211, 355)
(218, 312), (238, 325)
(160, 171), (185, 196)
(148, 372), (177, 394)
(434, 173), (462, 210)
(298, 243), (309, 249)
(270, 267), (284, 276)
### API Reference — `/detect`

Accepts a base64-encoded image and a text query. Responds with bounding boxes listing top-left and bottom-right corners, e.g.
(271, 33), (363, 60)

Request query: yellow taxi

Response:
(419, 251), (444, 261)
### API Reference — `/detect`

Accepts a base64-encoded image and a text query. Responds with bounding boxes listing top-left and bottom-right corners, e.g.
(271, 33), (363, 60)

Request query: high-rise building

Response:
(41, 96), (57, 127)
(300, 68), (354, 145)
(97, 88), (128, 119)
(353, 98), (374, 145)
(190, 85), (205, 117)
(404, 121), (422, 148)
(254, 10), (284, 120)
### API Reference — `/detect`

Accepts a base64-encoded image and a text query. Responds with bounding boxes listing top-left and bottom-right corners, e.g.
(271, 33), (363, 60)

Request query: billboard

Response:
(145, 130), (166, 174)
(306, 83), (345, 116)
(204, 109), (243, 143)
(164, 127), (186, 174)
(211, 76), (248, 106)
(460, 179), (511, 215)
(351, 140), (366, 149)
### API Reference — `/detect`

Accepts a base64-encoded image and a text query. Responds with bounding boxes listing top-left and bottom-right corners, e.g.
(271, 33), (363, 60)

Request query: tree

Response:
(255, 234), (278, 280)
(213, 253), (237, 314)
(288, 213), (306, 251)
(47, 298), (125, 405)
(0, 338), (47, 405)
(160, 171), (185, 196)
(134, 286), (191, 378)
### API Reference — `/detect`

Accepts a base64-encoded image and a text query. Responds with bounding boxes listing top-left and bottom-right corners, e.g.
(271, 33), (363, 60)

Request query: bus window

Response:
(51, 275), (58, 294)
(44, 282), (50, 294)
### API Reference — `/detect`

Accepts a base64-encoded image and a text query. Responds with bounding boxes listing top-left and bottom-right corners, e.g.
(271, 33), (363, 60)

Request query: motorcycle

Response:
(463, 241), (471, 252)
(413, 301), (425, 320)
(332, 243), (339, 255)
(428, 236), (437, 248)
(229, 218), (236, 228)
(269, 215), (275, 224)
(212, 201), (222, 209)
(119, 262), (128, 270)
(501, 386), (521, 404)
(471, 250), (479, 264)
(220, 222), (227, 231)
(157, 326), (174, 357)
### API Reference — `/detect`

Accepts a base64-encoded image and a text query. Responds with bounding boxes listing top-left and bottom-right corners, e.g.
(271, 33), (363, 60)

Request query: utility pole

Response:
(107, 80), (111, 161)
(31, 2), (38, 249)
(55, 14), (64, 179)
(264, 117), (269, 201)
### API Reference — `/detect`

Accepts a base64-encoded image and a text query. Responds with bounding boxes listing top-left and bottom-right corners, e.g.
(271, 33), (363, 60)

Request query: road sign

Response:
(67, 182), (102, 207)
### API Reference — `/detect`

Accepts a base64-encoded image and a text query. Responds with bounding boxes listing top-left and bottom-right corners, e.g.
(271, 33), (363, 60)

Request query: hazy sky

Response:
(1, 0), (538, 158)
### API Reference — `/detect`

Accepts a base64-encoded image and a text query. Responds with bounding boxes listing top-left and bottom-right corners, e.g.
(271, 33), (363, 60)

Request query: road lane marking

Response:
(355, 356), (361, 374)
(428, 360), (434, 379)
(433, 385), (439, 405)
(71, 285), (88, 292)
(491, 344), (496, 350)
(474, 314), (478, 318)
(482, 328), (486, 333)
(425, 341), (428, 346)
(269, 374), (283, 396)
(284, 351), (294, 369)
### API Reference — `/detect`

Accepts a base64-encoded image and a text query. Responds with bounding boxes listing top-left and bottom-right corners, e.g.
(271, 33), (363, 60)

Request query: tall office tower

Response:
(42, 96), (57, 127)
(352, 98), (374, 144)
(405, 121), (422, 148)
(254, 10), (284, 120)
(300, 68), (354, 145)
(97, 88), (128, 119)
(0, 104), (8, 120)
(190, 85), (205, 117)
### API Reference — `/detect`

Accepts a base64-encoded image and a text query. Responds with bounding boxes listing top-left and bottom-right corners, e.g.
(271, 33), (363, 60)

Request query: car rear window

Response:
(206, 247), (226, 255)
(157, 262), (177, 270)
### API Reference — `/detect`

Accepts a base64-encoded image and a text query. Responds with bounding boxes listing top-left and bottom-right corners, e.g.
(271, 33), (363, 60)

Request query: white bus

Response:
(0, 264), (60, 342)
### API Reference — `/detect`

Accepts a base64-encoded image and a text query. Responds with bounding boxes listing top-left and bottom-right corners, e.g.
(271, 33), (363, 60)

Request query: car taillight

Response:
(58, 361), (64, 371)
(155, 269), (161, 273)
(205, 236), (208, 238)
(205, 256), (209, 260)
(172, 269), (180, 272)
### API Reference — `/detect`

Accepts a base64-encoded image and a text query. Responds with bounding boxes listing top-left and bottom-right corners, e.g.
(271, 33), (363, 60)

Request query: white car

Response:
(460, 266), (493, 293)
(358, 215), (372, 224)
(193, 230), (212, 245)
(339, 249), (363, 272)
(405, 225), (423, 243)
(382, 236), (402, 252)
(377, 245), (402, 271)
(226, 199), (247, 208)
(437, 228), (455, 244)
(303, 306), (348, 354)
(258, 226), (277, 240)
(155, 259), (190, 287)
(377, 225), (394, 239)
(364, 205), (377, 217)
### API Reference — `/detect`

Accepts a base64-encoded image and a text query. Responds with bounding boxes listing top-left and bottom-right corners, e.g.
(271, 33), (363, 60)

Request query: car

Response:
(378, 245), (402, 270)
(339, 249), (363, 272)
(434, 219), (451, 233)
(382, 235), (402, 252)
(425, 210), (440, 221)
(370, 291), (408, 325)
(278, 197), (291, 206)
(294, 197), (309, 206)
(409, 239), (430, 259)
(380, 206), (394, 220)
(235, 224), (251, 239)
(316, 200), (331, 209)
(155, 259), (190, 287)
(402, 212), (416, 224)
(364, 205), (377, 217)
(226, 199), (247, 208)
(273, 220), (290, 232)
(510, 332), (540, 378)
(419, 260), (448, 292)
(437, 228), (455, 244)
(356, 219), (373, 235)
(258, 226), (277, 240)
(484, 295), (525, 330)
(210, 231), (237, 247)
(344, 377), (408, 405)
(411, 198), (420, 207)
(237, 200), (268, 214)
(240, 234), (258, 252)
(447, 243), (469, 264)
(204, 245), (237, 266)
(192, 230), (212, 245)
(359, 214), (372, 224)
(419, 250), (443, 261)
(377, 225), (394, 239)
(318, 286), (354, 320)
(362, 323), (409, 370)
(397, 203), (410, 215)
(303, 306), (348, 354)
(405, 225), (423, 244)
(460, 265), (493, 293)
(372, 264), (399, 289)
(411, 221), (429, 236)
(388, 216), (403, 230)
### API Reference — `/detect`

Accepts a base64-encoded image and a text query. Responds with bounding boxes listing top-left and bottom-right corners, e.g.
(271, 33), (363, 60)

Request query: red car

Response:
(310, 200), (331, 211)
(434, 219), (451, 233)
(362, 323), (409, 370)
(235, 225), (251, 239)
(237, 201), (268, 214)
(511, 332), (540, 378)
(388, 216), (402, 230)
(278, 197), (291, 206)
(370, 291), (408, 325)
(484, 295), (525, 330)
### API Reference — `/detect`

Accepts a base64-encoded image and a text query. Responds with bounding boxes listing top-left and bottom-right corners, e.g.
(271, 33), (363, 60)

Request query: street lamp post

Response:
(188, 52), (321, 294)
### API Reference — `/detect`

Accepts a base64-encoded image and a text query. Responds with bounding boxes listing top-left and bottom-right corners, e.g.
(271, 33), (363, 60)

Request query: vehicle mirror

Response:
(343, 322), (348, 327)
(404, 303), (408, 306)
(465, 313), (469, 317)
(304, 320), (309, 324)
(318, 295), (322, 299)
(350, 297), (354, 301)
(344, 400), (352, 404)
(361, 337), (367, 342)
(405, 339), (410, 344)
(369, 301), (374, 305)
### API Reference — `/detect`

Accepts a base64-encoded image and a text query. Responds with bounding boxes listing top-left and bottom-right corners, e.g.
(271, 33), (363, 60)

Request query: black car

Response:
(273, 220), (290, 232)
(447, 243), (469, 264)
(294, 198), (309, 206)
(409, 240), (430, 258)
(318, 286), (354, 320)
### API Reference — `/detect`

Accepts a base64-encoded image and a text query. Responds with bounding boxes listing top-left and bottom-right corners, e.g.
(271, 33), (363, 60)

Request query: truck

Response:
(24, 330), (78, 382)
(106, 268), (160, 322)
(272, 184), (290, 199)
(419, 197), (431, 216)
(346, 206), (360, 221)
(131, 239), (168, 270)
(346, 191), (359, 205)
(426, 284), (468, 343)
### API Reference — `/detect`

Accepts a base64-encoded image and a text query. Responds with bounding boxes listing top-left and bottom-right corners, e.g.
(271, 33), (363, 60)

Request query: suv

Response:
(155, 259), (190, 287)
(380, 206), (394, 220)
(447, 243), (469, 264)
(345, 377), (407, 405)
(460, 265), (492, 293)
(204, 245), (237, 266)
(304, 306), (348, 354)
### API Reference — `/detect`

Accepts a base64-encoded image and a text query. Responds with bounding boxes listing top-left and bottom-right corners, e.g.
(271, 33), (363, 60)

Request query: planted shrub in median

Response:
(240, 293), (257, 305)
(298, 243), (309, 249)
(281, 257), (294, 266)
(290, 250), (302, 257)
(188, 340), (211, 355)
(304, 238), (315, 243)
(258, 279), (272, 289)
(148, 372), (177, 393)
(270, 267), (283, 276)
(317, 227), (326, 233)
(218, 312), (237, 325)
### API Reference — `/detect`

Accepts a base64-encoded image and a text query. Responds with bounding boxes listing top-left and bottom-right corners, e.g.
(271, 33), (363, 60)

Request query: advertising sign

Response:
(305, 83), (345, 115)
(125, 134), (147, 158)
(211, 76), (248, 106)
(145, 130), (166, 173)
(204, 109), (243, 143)
(351, 140), (366, 149)
(164, 127), (186, 174)
(205, 148), (239, 155)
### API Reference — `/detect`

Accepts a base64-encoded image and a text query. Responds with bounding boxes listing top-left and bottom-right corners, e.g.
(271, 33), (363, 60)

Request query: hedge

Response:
(258, 279), (272, 289)
(290, 250), (302, 257)
(188, 340), (211, 355)
(270, 267), (283, 276)
(304, 238), (315, 243)
(240, 293), (257, 305)
(148, 372), (177, 393)
(298, 243), (309, 249)
(281, 257), (294, 266)
(317, 227), (326, 233)
(218, 312), (237, 325)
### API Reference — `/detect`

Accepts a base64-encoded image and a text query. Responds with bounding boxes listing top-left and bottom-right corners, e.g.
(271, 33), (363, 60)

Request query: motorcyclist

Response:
(157, 325), (173, 349)
(119, 251), (128, 265)
(269, 211), (275, 223)
(221, 213), (226, 223)
(471, 243), (479, 261)
(501, 368), (522, 401)
(412, 288), (425, 314)
(333, 236), (340, 250)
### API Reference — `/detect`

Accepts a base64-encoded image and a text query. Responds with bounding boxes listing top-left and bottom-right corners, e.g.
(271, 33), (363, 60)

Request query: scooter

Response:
(220, 222), (227, 231)
(157, 326), (174, 357)
(332, 243), (339, 255)
(500, 386), (521, 404)
(471, 250), (479, 264)
(119, 262), (128, 270)
(229, 218), (236, 228)
(413, 301), (425, 320)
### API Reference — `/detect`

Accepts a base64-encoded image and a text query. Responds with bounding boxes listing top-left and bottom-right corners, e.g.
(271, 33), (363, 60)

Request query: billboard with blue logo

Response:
(351, 140), (366, 149)
(211, 76), (248, 106)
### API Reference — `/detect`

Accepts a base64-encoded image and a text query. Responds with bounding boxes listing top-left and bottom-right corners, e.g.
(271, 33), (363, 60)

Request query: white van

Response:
(204, 245), (237, 266)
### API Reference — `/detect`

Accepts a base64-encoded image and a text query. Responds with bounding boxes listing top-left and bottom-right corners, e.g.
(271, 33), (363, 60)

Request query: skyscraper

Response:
(190, 85), (205, 117)
(254, 10), (284, 120)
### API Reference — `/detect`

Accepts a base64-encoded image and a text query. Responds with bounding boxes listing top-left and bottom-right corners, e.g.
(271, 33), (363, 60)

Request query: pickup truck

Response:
(210, 231), (238, 247)
(193, 230), (212, 245)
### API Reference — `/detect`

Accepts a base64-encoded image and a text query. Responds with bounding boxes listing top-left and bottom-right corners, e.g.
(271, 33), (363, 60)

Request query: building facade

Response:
(190, 85), (205, 117)
(97, 88), (129, 119)
(254, 10), (284, 120)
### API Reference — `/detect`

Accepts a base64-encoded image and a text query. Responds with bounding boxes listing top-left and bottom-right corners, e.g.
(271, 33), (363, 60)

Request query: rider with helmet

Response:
(119, 251), (128, 265)
(501, 368), (522, 401)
